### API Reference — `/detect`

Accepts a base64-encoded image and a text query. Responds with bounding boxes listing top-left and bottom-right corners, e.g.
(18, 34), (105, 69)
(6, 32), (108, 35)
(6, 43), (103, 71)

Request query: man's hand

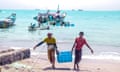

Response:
(90, 49), (94, 54)
(71, 47), (74, 54)
(33, 46), (37, 50)
(56, 49), (59, 55)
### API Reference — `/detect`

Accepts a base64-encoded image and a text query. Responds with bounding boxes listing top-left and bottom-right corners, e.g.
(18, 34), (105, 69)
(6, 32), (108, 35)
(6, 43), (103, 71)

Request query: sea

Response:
(0, 10), (120, 60)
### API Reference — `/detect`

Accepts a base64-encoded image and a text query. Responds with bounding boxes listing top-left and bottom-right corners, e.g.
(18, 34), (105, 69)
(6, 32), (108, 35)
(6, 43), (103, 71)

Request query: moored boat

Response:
(0, 13), (16, 28)
(28, 23), (50, 31)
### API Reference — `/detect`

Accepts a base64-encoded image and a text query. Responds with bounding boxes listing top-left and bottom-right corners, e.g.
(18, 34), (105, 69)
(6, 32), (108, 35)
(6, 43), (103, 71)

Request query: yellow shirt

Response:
(43, 37), (56, 44)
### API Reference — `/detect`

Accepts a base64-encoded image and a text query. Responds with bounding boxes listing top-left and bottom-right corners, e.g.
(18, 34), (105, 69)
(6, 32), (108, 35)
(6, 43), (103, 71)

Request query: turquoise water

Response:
(0, 10), (120, 60)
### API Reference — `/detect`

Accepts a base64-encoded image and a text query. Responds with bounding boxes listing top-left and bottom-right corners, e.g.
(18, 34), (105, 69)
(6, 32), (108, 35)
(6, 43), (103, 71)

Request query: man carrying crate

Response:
(72, 32), (94, 70)
(33, 33), (59, 69)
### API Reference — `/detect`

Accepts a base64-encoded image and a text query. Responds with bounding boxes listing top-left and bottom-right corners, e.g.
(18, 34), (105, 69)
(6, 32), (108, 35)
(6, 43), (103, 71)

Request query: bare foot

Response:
(52, 65), (55, 69)
(73, 64), (76, 70)
(77, 64), (80, 71)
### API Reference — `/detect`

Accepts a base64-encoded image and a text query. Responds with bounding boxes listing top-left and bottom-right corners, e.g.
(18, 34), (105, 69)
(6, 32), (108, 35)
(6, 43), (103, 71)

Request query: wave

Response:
(83, 52), (120, 60)
(9, 46), (120, 61)
(83, 55), (120, 60)
(31, 51), (120, 61)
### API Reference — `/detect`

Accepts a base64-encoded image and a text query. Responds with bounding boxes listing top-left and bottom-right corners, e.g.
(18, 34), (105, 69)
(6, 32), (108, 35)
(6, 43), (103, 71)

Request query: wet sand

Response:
(0, 54), (120, 72)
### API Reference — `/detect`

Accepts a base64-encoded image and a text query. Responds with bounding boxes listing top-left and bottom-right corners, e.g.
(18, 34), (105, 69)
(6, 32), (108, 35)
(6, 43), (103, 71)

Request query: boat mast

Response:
(57, 4), (60, 11)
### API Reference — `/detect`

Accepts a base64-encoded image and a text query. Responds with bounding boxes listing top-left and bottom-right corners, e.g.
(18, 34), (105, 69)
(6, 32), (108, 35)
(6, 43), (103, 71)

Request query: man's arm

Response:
(72, 41), (76, 53)
(54, 43), (59, 55)
(53, 38), (59, 55)
(33, 41), (44, 50)
(54, 43), (58, 49)
(85, 41), (94, 54)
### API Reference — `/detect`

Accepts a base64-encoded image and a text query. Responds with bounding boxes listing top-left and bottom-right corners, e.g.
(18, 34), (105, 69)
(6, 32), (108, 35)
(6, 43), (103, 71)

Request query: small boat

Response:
(28, 26), (50, 31)
(33, 9), (67, 26)
(0, 20), (15, 28)
(78, 9), (83, 11)
(0, 13), (16, 28)
(28, 24), (50, 31)
(33, 6), (74, 29)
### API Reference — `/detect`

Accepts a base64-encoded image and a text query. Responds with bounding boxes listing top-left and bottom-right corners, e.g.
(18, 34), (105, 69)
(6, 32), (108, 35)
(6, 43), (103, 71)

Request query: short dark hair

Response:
(47, 33), (52, 35)
(79, 32), (84, 35)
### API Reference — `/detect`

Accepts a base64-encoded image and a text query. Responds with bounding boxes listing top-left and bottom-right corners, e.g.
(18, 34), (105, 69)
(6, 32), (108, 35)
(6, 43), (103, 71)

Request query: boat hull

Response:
(28, 26), (50, 31)
(0, 21), (14, 28)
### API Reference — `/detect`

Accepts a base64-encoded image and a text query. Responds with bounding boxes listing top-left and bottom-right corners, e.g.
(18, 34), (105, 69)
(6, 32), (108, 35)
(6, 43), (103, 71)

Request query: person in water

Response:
(33, 33), (59, 69)
(55, 10), (61, 19)
(30, 23), (36, 29)
(37, 13), (43, 27)
(72, 32), (94, 70)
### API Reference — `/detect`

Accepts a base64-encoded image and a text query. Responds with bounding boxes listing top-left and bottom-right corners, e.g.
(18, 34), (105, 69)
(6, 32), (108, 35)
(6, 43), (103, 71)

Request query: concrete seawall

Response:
(0, 48), (30, 66)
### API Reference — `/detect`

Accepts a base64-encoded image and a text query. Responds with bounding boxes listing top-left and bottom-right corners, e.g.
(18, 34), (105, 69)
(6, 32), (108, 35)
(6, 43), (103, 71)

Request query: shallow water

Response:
(0, 10), (120, 60)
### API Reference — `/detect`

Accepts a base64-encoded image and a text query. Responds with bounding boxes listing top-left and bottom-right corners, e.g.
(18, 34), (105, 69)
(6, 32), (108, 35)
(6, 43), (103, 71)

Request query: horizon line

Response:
(0, 9), (120, 11)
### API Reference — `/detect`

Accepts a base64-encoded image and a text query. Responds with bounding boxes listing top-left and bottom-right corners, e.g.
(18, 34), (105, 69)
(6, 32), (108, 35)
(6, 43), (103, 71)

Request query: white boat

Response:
(0, 13), (16, 28)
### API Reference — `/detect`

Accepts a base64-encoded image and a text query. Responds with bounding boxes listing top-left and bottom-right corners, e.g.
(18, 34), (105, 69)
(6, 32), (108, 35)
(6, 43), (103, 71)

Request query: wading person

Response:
(72, 32), (94, 70)
(33, 33), (59, 69)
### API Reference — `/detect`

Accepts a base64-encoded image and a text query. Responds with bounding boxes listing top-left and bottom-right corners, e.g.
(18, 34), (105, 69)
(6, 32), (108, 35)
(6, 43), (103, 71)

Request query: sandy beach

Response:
(0, 53), (120, 72)
(0, 3), (120, 72)
(0, 41), (120, 72)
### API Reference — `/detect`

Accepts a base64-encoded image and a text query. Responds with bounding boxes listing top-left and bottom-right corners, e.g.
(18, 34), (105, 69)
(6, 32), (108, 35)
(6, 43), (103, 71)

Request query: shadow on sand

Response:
(43, 67), (71, 71)
(43, 67), (91, 72)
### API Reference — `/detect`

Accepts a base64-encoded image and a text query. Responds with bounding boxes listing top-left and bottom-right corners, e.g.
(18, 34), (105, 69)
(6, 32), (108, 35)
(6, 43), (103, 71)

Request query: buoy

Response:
(64, 23), (70, 27)
(33, 16), (37, 20)
(70, 24), (75, 27)
(56, 23), (61, 26)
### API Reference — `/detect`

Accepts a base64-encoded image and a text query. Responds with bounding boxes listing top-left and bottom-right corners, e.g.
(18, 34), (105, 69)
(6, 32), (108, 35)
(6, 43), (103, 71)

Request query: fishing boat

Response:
(28, 21), (75, 31)
(0, 13), (16, 28)
(30, 5), (75, 31)
(32, 11), (74, 31)
(28, 23), (50, 31)
(28, 26), (50, 31)
(33, 4), (68, 27)
(78, 9), (83, 11)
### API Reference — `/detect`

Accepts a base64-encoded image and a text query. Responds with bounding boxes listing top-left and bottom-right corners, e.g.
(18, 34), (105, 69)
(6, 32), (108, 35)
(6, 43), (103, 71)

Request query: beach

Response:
(0, 53), (120, 72)
(0, 41), (120, 72)
(0, 10), (120, 72)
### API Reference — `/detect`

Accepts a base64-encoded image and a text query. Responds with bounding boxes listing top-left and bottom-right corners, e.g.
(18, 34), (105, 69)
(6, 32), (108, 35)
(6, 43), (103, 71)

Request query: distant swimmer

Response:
(37, 13), (42, 27)
(33, 33), (59, 69)
(30, 23), (36, 29)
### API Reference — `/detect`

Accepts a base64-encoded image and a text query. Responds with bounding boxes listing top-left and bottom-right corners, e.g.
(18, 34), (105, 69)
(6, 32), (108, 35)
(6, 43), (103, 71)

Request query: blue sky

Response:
(0, 0), (120, 10)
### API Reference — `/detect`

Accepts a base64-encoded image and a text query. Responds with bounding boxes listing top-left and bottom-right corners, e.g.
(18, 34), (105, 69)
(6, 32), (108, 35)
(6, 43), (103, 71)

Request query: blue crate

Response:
(57, 51), (72, 63)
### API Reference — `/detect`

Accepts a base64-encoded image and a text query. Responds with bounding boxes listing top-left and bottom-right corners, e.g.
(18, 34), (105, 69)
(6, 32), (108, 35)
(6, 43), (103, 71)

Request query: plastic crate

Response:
(57, 51), (72, 63)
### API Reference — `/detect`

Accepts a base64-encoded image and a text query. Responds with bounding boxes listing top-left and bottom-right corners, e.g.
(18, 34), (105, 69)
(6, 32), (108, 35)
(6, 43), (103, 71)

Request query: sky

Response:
(0, 0), (120, 10)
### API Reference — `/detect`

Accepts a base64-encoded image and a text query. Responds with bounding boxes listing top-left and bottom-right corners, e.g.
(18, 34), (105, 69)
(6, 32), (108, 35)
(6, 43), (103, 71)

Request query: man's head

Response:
(79, 32), (84, 37)
(47, 33), (52, 38)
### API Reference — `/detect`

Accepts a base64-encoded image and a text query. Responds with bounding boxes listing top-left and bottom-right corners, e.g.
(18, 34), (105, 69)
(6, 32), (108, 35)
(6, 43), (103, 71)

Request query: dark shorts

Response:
(74, 49), (82, 64)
